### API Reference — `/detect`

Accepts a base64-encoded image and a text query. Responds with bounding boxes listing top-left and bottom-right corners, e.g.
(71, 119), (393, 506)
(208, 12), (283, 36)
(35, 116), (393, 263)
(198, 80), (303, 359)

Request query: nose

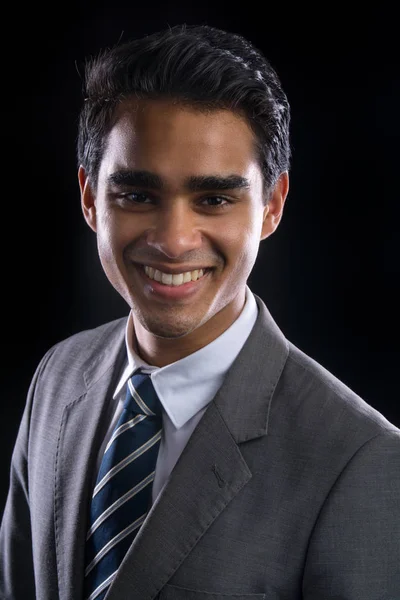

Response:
(145, 201), (203, 259)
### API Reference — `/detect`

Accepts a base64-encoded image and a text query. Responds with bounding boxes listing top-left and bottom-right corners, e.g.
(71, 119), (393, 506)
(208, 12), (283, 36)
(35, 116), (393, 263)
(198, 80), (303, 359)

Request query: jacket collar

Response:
(82, 295), (289, 445)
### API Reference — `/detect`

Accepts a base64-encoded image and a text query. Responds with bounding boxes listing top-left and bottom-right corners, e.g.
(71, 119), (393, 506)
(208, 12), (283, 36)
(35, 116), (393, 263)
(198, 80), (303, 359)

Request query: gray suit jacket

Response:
(1, 296), (399, 600)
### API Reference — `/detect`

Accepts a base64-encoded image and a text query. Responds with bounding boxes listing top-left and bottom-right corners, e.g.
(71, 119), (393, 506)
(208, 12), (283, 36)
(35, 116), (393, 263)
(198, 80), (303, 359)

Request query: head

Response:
(77, 24), (291, 364)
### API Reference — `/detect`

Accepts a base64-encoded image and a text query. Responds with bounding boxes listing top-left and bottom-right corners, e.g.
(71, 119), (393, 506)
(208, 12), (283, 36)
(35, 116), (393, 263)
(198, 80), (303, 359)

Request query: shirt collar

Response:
(114, 286), (258, 429)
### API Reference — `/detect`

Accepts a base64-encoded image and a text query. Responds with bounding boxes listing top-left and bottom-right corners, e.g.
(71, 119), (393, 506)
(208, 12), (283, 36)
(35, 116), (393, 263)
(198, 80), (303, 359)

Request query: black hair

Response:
(77, 24), (291, 196)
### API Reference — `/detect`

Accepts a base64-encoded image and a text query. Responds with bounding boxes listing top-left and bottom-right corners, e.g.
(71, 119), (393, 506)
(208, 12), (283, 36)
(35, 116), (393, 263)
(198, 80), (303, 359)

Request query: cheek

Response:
(97, 211), (132, 260)
(95, 229), (125, 283)
(221, 214), (263, 271)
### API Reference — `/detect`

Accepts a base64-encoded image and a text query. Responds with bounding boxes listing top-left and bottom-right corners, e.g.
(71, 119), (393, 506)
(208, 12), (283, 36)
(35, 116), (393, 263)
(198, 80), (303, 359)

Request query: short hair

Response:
(77, 24), (291, 197)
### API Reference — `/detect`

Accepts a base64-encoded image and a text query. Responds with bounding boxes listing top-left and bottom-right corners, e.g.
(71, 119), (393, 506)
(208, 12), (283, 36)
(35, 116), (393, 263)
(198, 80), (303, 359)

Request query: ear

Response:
(260, 171), (289, 240)
(78, 165), (97, 233)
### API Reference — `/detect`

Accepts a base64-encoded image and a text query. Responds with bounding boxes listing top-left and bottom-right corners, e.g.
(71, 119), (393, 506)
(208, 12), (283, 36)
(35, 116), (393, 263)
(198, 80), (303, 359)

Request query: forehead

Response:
(99, 98), (261, 182)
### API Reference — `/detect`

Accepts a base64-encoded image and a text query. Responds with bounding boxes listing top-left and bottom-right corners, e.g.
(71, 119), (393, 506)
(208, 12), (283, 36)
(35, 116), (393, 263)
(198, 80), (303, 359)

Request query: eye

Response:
(200, 196), (230, 208)
(120, 191), (154, 204)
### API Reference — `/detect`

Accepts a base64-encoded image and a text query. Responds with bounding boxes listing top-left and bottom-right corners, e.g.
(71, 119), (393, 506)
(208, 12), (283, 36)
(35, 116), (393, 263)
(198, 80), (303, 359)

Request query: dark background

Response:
(1, 3), (399, 514)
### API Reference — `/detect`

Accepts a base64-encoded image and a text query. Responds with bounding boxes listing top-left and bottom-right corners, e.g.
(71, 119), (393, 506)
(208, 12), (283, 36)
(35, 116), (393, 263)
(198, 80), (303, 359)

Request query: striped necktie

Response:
(83, 371), (163, 600)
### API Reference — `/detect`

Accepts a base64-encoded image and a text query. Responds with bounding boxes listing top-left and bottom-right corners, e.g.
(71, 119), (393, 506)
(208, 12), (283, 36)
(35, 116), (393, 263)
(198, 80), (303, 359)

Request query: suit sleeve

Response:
(303, 429), (400, 600)
(0, 348), (55, 600)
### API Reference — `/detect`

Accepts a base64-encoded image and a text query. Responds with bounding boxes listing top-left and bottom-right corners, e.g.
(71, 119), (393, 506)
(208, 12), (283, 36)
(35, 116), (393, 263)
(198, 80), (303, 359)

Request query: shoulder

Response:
(249, 294), (398, 441)
(268, 340), (400, 480)
(46, 316), (128, 362)
(284, 341), (397, 435)
(29, 316), (128, 402)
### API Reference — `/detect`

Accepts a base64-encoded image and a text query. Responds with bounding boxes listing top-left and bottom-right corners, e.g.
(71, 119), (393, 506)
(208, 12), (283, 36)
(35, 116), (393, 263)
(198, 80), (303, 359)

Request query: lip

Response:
(136, 264), (211, 300)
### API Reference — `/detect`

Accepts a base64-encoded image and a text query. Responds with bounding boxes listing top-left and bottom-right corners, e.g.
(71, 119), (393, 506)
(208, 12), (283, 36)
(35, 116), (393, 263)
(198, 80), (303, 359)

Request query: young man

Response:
(1, 24), (399, 600)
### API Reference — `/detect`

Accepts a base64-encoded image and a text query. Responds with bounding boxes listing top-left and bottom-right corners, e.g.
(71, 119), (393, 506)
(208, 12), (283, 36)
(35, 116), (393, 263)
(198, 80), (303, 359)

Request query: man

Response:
(1, 23), (399, 600)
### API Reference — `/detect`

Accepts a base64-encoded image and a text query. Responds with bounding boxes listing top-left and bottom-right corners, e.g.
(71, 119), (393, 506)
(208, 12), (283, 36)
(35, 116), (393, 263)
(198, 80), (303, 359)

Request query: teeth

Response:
(172, 273), (184, 286)
(161, 272), (173, 285)
(144, 266), (205, 286)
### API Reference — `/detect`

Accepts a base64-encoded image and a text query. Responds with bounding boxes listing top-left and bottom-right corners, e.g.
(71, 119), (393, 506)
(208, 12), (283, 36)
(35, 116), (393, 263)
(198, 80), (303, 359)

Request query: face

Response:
(80, 98), (288, 355)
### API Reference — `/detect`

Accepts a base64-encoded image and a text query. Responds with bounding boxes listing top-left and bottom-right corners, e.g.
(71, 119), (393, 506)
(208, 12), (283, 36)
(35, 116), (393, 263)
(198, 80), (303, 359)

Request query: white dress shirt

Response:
(98, 286), (258, 503)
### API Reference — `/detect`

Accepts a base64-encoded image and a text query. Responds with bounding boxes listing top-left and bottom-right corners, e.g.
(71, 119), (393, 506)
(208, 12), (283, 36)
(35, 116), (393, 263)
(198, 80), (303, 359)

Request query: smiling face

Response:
(79, 98), (288, 364)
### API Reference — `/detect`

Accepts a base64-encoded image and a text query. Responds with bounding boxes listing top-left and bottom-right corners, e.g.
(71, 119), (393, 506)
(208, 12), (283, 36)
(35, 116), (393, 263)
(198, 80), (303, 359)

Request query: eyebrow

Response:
(107, 170), (251, 192)
(186, 174), (251, 192)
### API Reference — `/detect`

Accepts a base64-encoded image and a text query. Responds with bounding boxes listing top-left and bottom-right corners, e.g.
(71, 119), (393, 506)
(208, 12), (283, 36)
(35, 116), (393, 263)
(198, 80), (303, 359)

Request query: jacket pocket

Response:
(159, 583), (265, 599)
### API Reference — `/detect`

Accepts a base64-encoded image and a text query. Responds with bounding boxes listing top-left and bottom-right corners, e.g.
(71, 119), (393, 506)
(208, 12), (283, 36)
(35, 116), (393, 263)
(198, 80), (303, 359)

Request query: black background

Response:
(1, 3), (399, 514)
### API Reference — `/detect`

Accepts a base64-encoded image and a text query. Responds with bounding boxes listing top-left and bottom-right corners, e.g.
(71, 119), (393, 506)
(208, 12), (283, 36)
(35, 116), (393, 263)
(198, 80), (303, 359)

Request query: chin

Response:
(137, 311), (201, 340)
(145, 322), (195, 339)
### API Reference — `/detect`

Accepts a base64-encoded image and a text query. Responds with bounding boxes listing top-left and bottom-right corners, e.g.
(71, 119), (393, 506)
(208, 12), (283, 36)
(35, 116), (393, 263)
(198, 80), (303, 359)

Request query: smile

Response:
(143, 266), (206, 286)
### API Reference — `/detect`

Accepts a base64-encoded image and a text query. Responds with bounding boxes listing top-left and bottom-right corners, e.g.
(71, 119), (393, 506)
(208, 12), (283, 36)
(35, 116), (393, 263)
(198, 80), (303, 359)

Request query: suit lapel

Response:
(105, 401), (252, 600)
(54, 325), (127, 600)
(106, 296), (289, 600)
(214, 295), (289, 443)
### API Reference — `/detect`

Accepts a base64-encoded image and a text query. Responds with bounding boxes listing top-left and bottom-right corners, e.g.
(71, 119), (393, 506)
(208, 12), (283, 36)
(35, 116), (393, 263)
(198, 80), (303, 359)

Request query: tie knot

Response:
(124, 371), (162, 417)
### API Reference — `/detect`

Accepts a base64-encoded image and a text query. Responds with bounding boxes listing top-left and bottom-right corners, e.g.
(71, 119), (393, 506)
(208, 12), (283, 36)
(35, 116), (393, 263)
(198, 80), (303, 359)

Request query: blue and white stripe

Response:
(83, 371), (163, 600)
